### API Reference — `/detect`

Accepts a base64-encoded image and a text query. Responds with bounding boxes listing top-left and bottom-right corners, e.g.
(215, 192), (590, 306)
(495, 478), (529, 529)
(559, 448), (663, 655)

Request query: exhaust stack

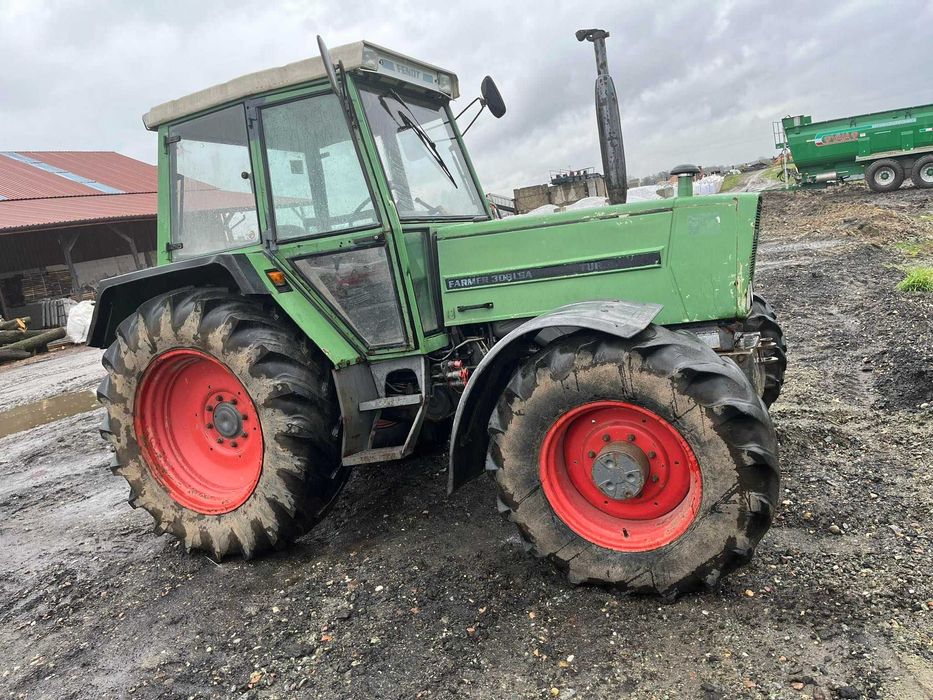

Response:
(576, 28), (626, 204)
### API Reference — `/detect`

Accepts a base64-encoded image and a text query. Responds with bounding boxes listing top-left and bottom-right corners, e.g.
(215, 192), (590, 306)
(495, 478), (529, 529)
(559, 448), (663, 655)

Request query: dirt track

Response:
(1, 184), (931, 699)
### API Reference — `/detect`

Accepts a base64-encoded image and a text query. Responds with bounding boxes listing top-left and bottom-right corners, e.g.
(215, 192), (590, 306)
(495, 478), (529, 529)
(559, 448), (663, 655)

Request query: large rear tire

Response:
(743, 293), (787, 407)
(98, 287), (347, 559)
(488, 327), (779, 597)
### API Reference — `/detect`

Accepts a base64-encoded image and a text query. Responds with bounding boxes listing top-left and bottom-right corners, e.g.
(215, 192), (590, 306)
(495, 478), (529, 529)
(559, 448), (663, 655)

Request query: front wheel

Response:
(488, 327), (779, 597)
(742, 293), (787, 407)
(98, 287), (347, 559)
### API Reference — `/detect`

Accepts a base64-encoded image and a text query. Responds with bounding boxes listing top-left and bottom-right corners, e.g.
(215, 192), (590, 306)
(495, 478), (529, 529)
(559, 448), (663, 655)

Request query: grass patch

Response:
(897, 266), (933, 292)
(894, 241), (927, 257)
(721, 173), (742, 192)
(763, 165), (785, 182)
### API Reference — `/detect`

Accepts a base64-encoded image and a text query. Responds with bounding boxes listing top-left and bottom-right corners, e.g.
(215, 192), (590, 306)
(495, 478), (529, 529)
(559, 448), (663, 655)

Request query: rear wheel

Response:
(742, 294), (787, 407)
(910, 155), (933, 189)
(488, 327), (779, 596)
(98, 287), (347, 558)
(865, 159), (904, 192)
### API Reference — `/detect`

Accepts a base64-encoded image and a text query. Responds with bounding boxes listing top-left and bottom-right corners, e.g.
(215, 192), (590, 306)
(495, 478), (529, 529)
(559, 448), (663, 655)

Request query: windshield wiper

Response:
(378, 90), (458, 189)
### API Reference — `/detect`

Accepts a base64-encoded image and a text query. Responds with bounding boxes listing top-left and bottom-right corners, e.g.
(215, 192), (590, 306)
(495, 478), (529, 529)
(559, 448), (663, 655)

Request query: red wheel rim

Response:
(539, 401), (701, 551)
(134, 349), (263, 514)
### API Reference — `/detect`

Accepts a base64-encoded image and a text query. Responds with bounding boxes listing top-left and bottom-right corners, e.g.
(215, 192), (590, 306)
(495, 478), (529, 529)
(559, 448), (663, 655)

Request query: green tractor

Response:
(88, 31), (786, 596)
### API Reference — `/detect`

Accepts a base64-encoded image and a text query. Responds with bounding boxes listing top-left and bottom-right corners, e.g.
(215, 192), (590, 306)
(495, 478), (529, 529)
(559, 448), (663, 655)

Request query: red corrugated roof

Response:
(0, 151), (157, 233)
(0, 154), (98, 199)
(0, 193), (156, 232)
(18, 151), (157, 195)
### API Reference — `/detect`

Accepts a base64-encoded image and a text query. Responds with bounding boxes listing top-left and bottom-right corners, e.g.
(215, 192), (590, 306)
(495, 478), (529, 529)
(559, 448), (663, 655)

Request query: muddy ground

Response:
(1, 184), (931, 700)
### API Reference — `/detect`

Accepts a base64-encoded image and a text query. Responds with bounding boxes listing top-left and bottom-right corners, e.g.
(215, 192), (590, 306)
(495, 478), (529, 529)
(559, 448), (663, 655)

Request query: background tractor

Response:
(88, 30), (786, 597)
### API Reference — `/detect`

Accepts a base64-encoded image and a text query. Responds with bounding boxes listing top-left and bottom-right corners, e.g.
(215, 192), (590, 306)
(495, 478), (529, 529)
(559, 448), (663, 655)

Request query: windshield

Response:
(358, 83), (486, 219)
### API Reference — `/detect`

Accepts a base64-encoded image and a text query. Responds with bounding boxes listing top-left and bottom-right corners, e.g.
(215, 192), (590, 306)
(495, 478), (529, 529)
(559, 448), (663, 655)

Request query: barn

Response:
(0, 151), (156, 323)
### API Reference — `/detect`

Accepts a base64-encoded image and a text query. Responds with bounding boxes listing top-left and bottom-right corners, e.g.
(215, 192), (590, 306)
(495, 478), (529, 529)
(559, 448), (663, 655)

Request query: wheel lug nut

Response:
(206, 405), (213, 412)
(626, 434), (636, 442)
(241, 413), (248, 420)
(648, 450), (657, 459)
(587, 450), (596, 458)
(602, 434), (611, 442)
(216, 395), (223, 402)
(231, 399), (238, 406)
(240, 432), (248, 439)
(206, 423), (213, 429)
(216, 437), (224, 444)
(651, 474), (659, 483)
(231, 441), (238, 448)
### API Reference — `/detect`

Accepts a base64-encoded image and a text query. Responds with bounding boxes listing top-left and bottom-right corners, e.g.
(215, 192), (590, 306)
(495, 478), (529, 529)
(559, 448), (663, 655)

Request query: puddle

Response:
(0, 390), (99, 439)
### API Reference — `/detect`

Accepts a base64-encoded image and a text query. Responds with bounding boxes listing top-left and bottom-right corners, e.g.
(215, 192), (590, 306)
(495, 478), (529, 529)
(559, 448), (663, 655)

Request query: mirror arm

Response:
(459, 102), (487, 137)
(455, 96), (484, 121)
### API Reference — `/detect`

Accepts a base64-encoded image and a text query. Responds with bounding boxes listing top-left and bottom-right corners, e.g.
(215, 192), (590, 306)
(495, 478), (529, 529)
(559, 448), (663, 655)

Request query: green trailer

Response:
(86, 32), (786, 597)
(777, 104), (933, 192)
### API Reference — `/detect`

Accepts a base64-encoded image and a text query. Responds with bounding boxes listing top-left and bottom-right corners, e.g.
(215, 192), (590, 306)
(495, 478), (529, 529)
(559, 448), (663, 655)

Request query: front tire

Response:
(488, 327), (779, 597)
(98, 287), (347, 559)
(743, 294), (787, 407)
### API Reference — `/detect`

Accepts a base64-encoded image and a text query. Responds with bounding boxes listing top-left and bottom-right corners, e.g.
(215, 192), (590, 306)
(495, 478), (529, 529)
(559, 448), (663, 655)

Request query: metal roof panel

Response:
(0, 192), (156, 233)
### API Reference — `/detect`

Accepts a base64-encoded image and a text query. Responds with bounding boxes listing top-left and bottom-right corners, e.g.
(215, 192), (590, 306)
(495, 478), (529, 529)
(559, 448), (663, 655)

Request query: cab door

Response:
(253, 88), (415, 354)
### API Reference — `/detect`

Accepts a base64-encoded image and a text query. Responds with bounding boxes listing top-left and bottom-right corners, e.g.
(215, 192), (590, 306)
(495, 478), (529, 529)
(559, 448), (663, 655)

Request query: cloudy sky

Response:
(1, 0), (931, 194)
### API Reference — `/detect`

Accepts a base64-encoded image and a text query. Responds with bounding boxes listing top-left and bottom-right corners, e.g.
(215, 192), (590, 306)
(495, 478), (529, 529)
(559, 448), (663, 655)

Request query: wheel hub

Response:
(539, 401), (702, 552)
(591, 442), (649, 500)
(134, 348), (263, 515)
(211, 401), (244, 438)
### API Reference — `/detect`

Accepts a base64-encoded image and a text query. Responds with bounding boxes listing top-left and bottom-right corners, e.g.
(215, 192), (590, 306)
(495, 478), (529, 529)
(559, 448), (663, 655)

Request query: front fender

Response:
(447, 299), (662, 493)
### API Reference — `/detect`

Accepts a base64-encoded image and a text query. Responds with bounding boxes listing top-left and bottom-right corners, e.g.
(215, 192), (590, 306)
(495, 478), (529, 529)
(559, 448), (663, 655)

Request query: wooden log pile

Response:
(0, 316), (67, 365)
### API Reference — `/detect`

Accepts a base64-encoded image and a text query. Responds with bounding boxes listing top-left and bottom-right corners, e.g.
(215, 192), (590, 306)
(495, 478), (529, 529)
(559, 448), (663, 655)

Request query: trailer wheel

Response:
(488, 327), (779, 597)
(865, 159), (905, 192)
(742, 294), (787, 407)
(97, 287), (347, 559)
(910, 155), (933, 189)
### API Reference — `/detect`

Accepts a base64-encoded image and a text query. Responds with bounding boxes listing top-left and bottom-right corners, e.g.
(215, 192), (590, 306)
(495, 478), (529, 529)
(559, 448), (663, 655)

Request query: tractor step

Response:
(359, 394), (423, 411)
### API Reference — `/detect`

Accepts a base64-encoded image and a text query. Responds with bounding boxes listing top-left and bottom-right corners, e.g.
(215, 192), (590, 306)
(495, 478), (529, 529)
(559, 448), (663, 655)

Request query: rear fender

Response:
(447, 299), (662, 493)
(86, 254), (268, 349)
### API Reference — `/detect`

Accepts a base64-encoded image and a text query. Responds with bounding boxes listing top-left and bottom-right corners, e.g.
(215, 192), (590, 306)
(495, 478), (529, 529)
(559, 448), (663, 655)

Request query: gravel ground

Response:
(0, 184), (931, 699)
(0, 345), (104, 409)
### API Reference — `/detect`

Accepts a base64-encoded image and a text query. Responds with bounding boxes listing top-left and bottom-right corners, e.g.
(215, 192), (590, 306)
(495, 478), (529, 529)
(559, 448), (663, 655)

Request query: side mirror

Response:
(481, 76), (506, 118)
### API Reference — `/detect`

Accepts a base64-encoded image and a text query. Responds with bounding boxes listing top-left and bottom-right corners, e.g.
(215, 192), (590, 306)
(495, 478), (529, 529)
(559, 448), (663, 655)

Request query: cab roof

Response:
(143, 40), (459, 130)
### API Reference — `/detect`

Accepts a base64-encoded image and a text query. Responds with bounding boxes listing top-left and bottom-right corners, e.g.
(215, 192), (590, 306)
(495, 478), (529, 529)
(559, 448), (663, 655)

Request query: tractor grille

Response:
(749, 197), (762, 280)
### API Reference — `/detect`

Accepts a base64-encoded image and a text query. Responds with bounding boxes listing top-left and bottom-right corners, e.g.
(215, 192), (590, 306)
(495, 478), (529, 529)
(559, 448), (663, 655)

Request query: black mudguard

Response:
(86, 254), (268, 349)
(447, 299), (662, 493)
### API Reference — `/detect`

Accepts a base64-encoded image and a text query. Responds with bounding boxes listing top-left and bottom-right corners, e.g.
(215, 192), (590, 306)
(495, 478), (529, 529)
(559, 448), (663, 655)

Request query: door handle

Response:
(457, 302), (494, 312)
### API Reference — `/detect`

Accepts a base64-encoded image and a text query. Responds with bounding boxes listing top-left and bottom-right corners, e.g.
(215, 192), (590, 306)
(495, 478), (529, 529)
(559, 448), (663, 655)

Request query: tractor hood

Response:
(434, 193), (761, 328)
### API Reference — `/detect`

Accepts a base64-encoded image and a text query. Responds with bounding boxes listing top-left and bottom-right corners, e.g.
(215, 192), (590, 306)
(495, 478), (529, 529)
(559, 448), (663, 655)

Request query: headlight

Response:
(361, 46), (379, 71)
(437, 73), (453, 95)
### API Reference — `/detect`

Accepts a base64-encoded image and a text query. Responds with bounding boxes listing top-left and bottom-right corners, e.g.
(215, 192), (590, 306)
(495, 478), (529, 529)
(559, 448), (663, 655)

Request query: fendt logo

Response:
(815, 130), (859, 146)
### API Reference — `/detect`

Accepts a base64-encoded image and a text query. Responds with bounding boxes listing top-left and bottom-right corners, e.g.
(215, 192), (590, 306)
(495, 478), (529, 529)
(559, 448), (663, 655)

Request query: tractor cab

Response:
(148, 41), (499, 358)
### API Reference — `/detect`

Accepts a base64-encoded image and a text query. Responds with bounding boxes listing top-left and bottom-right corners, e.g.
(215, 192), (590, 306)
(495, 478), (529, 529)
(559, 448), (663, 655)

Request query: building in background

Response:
(0, 152), (156, 323)
(513, 168), (606, 215)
